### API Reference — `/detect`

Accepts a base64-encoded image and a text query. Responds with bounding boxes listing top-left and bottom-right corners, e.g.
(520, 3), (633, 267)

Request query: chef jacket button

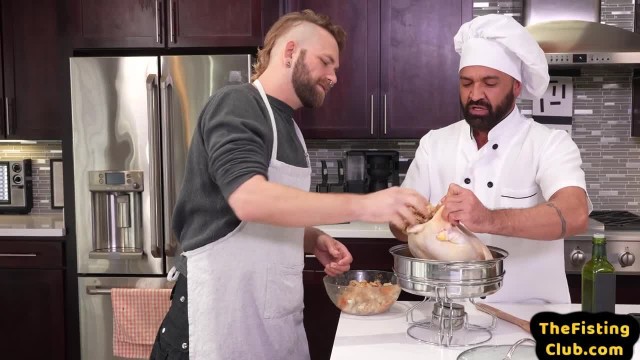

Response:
(487, 181), (494, 188)
(180, 296), (186, 303)
(182, 343), (188, 350)
(492, 144), (498, 150)
(464, 178), (471, 184)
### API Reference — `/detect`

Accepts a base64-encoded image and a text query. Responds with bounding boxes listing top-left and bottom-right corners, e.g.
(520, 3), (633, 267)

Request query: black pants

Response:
(150, 275), (189, 360)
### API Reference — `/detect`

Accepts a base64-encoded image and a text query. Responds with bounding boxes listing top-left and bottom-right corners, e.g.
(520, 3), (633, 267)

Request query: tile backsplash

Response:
(307, 0), (640, 214)
(0, 142), (63, 214)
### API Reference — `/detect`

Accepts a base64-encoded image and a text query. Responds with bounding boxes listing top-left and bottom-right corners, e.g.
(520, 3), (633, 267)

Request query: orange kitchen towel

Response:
(111, 288), (172, 359)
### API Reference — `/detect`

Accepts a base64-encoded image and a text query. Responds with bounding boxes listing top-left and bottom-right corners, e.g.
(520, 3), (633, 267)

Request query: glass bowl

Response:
(323, 270), (401, 316)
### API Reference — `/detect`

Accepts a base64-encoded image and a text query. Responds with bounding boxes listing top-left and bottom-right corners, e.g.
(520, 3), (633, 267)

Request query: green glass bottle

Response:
(582, 233), (616, 312)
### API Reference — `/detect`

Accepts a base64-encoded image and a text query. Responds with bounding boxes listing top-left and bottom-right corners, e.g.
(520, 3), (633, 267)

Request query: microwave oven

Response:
(0, 159), (33, 214)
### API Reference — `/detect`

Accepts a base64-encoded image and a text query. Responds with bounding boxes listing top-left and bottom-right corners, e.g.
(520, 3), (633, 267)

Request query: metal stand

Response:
(404, 288), (497, 347)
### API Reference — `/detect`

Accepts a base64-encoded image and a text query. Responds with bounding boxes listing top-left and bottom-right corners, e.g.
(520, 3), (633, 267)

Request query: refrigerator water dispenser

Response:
(88, 170), (144, 259)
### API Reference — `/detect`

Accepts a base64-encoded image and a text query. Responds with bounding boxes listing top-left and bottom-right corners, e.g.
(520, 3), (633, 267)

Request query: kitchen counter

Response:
(315, 221), (395, 239)
(331, 301), (640, 359)
(316, 218), (605, 240)
(0, 214), (65, 237)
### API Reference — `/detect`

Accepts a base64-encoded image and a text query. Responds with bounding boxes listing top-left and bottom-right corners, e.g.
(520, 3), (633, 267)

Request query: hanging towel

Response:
(111, 288), (172, 359)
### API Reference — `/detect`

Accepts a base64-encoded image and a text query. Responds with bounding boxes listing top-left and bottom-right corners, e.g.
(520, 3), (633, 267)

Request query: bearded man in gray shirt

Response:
(151, 9), (430, 360)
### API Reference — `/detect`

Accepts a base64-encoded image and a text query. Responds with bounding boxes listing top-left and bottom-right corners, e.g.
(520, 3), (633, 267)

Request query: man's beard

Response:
(462, 91), (515, 132)
(292, 49), (328, 108)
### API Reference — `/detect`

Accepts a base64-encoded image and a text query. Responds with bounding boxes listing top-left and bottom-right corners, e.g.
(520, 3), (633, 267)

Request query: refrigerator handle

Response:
(160, 75), (177, 257)
(146, 74), (163, 258)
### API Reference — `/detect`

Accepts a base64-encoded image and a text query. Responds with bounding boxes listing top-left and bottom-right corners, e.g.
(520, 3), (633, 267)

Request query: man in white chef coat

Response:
(391, 14), (592, 304)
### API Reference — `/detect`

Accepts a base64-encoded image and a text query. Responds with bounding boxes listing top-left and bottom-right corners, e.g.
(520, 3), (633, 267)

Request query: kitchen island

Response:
(331, 301), (640, 359)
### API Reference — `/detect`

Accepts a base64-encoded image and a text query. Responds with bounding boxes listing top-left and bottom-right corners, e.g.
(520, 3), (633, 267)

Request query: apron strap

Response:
(252, 80), (278, 163)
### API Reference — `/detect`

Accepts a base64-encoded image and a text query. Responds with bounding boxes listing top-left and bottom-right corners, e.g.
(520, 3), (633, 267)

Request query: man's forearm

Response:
(229, 176), (362, 227)
(488, 187), (589, 240)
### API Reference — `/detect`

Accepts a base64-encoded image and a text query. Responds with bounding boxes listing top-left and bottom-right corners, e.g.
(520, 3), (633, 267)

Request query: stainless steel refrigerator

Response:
(70, 55), (252, 360)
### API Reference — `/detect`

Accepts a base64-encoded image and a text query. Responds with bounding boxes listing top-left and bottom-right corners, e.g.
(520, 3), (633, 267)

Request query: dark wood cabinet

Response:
(289, 0), (472, 139)
(69, 0), (164, 48)
(288, 0), (380, 139)
(0, 0), (67, 140)
(70, 0), (278, 48)
(0, 240), (66, 360)
(169, 0), (264, 47)
(380, 0), (470, 138)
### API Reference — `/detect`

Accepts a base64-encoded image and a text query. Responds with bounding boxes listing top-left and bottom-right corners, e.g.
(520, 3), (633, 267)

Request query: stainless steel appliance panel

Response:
(159, 55), (252, 261)
(78, 277), (172, 360)
(71, 57), (163, 275)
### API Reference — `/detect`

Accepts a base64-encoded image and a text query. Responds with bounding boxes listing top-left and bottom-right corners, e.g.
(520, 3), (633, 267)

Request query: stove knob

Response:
(619, 251), (635, 267)
(570, 249), (585, 266)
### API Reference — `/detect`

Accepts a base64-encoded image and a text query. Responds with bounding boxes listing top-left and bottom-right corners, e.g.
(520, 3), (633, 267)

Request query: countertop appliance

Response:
(71, 55), (252, 360)
(0, 159), (32, 214)
(565, 210), (640, 275)
(345, 150), (399, 193)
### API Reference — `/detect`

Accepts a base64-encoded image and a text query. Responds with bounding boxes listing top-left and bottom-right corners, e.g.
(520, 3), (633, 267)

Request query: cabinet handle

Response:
(370, 94), (374, 135)
(155, 0), (163, 44)
(4, 97), (11, 136)
(169, 0), (177, 43)
(383, 94), (388, 135)
(0, 253), (37, 257)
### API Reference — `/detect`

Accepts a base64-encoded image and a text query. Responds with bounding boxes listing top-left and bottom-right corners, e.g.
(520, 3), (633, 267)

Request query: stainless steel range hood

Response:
(524, 0), (640, 66)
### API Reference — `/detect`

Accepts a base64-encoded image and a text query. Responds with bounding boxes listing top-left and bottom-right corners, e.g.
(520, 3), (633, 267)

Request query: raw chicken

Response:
(406, 206), (493, 261)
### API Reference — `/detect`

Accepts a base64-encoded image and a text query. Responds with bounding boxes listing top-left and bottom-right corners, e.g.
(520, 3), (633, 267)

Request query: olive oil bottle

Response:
(581, 233), (616, 312)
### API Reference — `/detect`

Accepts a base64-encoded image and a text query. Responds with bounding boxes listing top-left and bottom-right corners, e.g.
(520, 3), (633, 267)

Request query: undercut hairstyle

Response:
(251, 9), (346, 81)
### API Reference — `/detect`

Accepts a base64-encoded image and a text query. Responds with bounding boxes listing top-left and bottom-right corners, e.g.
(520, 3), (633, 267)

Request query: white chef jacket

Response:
(402, 106), (592, 304)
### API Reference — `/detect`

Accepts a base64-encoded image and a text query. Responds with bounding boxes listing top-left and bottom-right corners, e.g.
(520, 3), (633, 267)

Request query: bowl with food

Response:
(323, 270), (401, 316)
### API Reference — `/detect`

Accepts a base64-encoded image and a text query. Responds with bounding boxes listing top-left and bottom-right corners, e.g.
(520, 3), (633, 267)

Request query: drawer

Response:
(0, 241), (63, 269)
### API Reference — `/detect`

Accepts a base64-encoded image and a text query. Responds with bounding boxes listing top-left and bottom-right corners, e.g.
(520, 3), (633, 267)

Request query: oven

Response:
(565, 210), (640, 304)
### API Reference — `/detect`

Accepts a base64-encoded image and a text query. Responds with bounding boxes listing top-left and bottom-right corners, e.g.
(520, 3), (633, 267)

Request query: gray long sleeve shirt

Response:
(172, 83), (308, 276)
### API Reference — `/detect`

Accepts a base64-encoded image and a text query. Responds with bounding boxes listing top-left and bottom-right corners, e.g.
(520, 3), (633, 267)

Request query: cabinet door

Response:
(287, 0), (380, 139)
(0, 269), (65, 360)
(1, 0), (69, 139)
(380, 0), (472, 138)
(70, 0), (165, 48)
(303, 271), (340, 360)
(168, 0), (264, 47)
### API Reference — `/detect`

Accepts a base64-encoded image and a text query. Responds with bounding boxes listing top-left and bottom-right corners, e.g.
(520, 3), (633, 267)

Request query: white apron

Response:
(183, 80), (312, 360)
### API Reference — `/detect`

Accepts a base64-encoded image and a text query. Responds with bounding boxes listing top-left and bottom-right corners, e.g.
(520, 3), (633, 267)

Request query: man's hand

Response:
(441, 183), (493, 233)
(313, 233), (353, 276)
(359, 186), (431, 231)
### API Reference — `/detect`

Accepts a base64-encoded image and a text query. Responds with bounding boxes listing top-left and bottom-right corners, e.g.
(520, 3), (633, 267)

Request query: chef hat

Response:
(454, 14), (549, 100)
